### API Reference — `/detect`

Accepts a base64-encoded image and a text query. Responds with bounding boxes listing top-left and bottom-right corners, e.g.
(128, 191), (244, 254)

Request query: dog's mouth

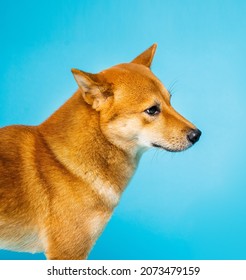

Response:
(152, 142), (175, 151)
(151, 142), (191, 153)
(152, 143), (164, 149)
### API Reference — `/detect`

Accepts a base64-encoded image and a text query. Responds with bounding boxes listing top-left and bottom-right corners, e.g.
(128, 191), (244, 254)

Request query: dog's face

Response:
(72, 44), (201, 155)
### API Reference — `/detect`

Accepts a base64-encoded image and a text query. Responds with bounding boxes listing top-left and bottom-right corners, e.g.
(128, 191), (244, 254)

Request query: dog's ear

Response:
(131, 43), (157, 68)
(71, 69), (112, 110)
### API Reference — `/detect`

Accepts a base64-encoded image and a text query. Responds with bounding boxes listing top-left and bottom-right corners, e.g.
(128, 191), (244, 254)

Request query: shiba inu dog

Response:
(0, 44), (201, 259)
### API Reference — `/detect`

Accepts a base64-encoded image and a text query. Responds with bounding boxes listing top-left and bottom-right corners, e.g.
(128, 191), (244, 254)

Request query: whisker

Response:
(167, 79), (179, 97)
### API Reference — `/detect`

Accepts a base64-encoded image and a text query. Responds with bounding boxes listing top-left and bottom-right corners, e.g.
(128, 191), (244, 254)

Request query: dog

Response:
(0, 44), (201, 259)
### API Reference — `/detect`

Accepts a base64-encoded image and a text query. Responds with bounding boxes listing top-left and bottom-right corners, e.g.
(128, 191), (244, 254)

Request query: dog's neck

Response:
(38, 90), (138, 207)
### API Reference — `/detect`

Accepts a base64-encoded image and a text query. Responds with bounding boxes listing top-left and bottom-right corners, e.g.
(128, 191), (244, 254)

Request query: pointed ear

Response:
(131, 43), (157, 68)
(71, 68), (112, 110)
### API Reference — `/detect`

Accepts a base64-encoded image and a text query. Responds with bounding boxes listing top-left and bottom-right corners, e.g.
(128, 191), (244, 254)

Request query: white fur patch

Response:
(0, 228), (43, 253)
(86, 175), (120, 207)
(88, 213), (110, 239)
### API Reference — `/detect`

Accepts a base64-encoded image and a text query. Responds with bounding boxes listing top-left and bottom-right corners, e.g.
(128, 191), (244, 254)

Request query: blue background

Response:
(0, 0), (246, 260)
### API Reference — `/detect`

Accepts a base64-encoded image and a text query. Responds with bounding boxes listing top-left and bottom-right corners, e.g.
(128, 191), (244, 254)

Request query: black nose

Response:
(187, 129), (202, 144)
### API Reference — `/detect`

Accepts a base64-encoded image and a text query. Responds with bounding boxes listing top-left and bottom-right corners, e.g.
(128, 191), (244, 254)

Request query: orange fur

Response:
(0, 44), (201, 259)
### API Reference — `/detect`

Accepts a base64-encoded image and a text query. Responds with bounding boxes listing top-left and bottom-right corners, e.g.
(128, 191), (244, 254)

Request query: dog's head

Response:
(72, 44), (201, 156)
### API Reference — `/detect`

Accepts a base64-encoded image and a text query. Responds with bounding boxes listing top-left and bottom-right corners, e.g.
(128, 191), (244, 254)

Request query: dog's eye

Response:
(145, 105), (160, 116)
